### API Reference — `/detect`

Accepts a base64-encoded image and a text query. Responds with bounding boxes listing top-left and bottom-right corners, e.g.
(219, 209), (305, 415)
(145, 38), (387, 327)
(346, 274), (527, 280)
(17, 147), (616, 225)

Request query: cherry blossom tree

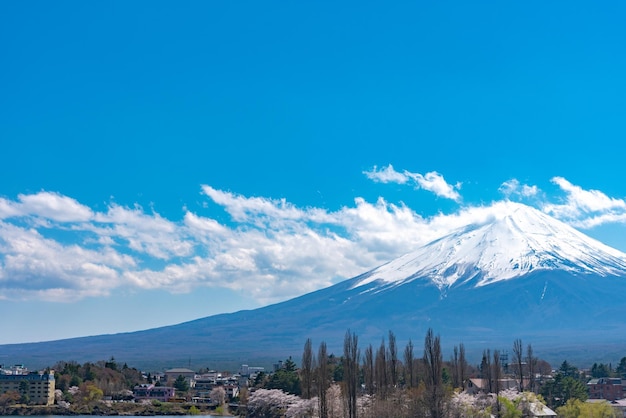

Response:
(247, 388), (301, 417)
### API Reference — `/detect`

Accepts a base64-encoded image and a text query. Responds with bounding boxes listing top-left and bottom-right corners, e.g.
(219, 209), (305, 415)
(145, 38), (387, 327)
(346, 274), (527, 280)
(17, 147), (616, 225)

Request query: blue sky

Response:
(1, 1), (626, 345)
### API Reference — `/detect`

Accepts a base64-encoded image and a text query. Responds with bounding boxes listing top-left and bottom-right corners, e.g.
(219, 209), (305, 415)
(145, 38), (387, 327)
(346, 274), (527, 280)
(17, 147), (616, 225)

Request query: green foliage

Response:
(591, 362), (612, 378)
(333, 359), (344, 382)
(104, 357), (118, 371)
(498, 397), (523, 418)
(188, 405), (200, 415)
(540, 373), (588, 408)
(253, 371), (266, 387)
(84, 364), (96, 381)
(18, 381), (30, 404)
(173, 375), (190, 392)
(617, 357), (626, 377)
(442, 367), (450, 385)
(557, 398), (618, 418)
(558, 360), (580, 379)
(265, 363), (301, 395)
(69, 374), (82, 387)
(283, 357), (297, 372)
(81, 382), (104, 404)
(540, 360), (587, 409)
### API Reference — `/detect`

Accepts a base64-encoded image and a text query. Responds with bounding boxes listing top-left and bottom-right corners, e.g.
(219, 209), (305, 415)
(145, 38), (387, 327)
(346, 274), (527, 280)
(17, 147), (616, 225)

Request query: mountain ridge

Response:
(354, 201), (626, 291)
(2, 202), (626, 369)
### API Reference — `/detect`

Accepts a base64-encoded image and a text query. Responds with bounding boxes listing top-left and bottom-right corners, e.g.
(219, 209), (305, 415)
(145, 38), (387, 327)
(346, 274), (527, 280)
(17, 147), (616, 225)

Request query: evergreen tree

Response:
(540, 367), (588, 408)
(266, 358), (301, 395)
(591, 363), (612, 378)
(617, 357), (626, 377)
(173, 375), (189, 393)
(558, 361), (580, 379)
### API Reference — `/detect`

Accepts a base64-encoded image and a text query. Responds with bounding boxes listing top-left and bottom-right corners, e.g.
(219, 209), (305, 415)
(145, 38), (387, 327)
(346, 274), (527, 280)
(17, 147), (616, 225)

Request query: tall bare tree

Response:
(388, 330), (398, 388)
(459, 343), (467, 390)
(363, 344), (374, 395)
(301, 338), (314, 399)
(481, 349), (492, 393)
(493, 350), (502, 418)
(513, 338), (524, 392)
(403, 339), (415, 388)
(317, 341), (330, 418)
(451, 345), (460, 389)
(375, 339), (388, 399)
(423, 328), (444, 418)
(343, 330), (360, 418)
(526, 343), (536, 393)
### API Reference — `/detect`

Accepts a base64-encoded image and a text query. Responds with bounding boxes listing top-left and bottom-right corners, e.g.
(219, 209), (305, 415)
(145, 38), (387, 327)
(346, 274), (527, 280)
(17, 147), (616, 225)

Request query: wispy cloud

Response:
(0, 191), (93, 222)
(543, 177), (626, 228)
(0, 186), (450, 303)
(1, 174), (626, 304)
(406, 171), (462, 201)
(363, 164), (409, 184)
(499, 179), (540, 199)
(0, 222), (132, 301)
(364, 165), (462, 201)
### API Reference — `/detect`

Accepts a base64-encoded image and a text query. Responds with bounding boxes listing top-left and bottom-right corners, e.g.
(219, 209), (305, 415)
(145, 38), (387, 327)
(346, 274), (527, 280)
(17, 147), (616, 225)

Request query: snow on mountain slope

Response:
(354, 201), (626, 290)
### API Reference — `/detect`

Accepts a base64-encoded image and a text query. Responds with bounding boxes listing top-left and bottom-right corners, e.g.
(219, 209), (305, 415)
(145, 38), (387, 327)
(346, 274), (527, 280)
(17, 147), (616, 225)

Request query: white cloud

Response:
(543, 177), (626, 228)
(2, 176), (626, 305)
(0, 198), (20, 219)
(364, 165), (461, 201)
(18, 191), (94, 222)
(94, 204), (193, 259)
(0, 187), (445, 303)
(499, 179), (539, 199)
(200, 185), (334, 226)
(0, 222), (132, 301)
(363, 164), (409, 184)
(405, 171), (462, 201)
(183, 212), (229, 236)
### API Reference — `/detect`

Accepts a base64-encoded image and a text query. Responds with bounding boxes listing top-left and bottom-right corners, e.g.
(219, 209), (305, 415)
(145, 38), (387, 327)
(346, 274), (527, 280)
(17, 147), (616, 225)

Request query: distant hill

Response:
(3, 202), (626, 370)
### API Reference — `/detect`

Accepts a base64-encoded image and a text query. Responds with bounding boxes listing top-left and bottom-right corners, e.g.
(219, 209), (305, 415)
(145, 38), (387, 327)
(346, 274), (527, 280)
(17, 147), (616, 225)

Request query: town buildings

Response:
(587, 377), (626, 402)
(132, 384), (176, 402)
(0, 365), (55, 406)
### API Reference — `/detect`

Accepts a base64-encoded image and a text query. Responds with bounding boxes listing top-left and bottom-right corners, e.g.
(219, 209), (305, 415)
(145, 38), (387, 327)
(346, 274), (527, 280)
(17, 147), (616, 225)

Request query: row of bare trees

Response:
(512, 338), (538, 393)
(299, 328), (451, 418)
(295, 330), (545, 418)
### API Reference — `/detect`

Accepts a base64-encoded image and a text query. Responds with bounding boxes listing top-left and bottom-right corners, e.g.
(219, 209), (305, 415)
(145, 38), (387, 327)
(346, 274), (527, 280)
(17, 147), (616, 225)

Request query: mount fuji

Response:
(2, 202), (626, 369)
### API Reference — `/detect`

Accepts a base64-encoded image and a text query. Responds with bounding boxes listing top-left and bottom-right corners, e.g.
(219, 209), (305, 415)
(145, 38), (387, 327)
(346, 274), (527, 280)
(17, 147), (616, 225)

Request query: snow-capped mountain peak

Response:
(354, 202), (626, 290)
